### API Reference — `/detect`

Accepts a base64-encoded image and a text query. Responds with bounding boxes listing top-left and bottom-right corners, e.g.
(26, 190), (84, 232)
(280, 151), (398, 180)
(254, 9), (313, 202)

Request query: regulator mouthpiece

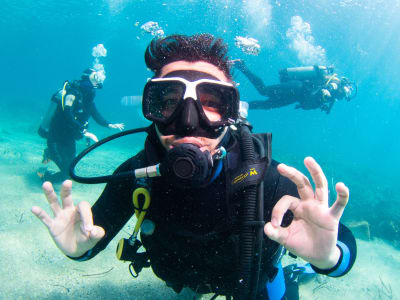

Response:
(159, 143), (213, 188)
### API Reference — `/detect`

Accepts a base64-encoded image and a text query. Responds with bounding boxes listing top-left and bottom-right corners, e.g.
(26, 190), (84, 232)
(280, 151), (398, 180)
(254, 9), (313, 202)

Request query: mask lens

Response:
(198, 83), (236, 122)
(146, 81), (185, 120)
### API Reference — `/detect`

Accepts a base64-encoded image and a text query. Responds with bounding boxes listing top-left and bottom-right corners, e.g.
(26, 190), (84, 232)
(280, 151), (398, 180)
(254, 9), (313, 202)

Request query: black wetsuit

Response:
(237, 64), (338, 114)
(248, 80), (331, 112)
(43, 80), (109, 183)
(78, 127), (357, 298)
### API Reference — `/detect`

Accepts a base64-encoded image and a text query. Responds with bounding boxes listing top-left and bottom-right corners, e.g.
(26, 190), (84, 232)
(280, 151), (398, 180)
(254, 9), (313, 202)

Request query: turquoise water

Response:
(1, 0), (399, 299)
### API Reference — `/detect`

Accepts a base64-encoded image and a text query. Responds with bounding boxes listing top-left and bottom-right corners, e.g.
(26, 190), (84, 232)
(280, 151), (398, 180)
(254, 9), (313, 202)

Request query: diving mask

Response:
(89, 70), (106, 89)
(142, 72), (239, 138)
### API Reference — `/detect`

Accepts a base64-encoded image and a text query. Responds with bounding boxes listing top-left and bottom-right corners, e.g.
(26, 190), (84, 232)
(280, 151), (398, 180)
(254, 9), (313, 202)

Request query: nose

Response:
(177, 98), (199, 135)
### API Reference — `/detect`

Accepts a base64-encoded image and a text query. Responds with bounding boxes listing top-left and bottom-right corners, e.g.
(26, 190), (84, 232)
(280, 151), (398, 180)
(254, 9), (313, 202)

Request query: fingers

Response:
(270, 195), (300, 227)
(60, 180), (73, 209)
(89, 226), (105, 243)
(77, 201), (105, 245)
(277, 163), (314, 200)
(304, 157), (328, 203)
(264, 222), (289, 245)
(330, 182), (349, 220)
(76, 202), (105, 243)
(35, 181), (75, 228)
(112, 123), (125, 131)
(279, 157), (329, 204)
(264, 195), (300, 245)
(42, 181), (61, 216)
(31, 206), (52, 228)
(77, 201), (95, 237)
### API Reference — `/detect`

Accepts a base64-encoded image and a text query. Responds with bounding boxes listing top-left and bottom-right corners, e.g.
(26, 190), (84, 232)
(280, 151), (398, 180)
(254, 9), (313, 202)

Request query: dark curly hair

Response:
(145, 34), (232, 79)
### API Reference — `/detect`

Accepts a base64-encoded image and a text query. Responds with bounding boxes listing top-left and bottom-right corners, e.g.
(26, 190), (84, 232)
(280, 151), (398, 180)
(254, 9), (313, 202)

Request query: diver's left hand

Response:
(264, 157), (349, 270)
(109, 123), (125, 131)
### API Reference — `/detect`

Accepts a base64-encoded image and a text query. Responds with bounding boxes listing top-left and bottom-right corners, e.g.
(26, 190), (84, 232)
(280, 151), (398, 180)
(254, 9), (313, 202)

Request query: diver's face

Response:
(156, 61), (230, 155)
(89, 71), (106, 89)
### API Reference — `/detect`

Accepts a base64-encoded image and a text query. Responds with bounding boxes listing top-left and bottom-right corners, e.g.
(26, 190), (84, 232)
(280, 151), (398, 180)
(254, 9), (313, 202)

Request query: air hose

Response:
(251, 135), (266, 299)
(69, 126), (150, 184)
(236, 124), (265, 300)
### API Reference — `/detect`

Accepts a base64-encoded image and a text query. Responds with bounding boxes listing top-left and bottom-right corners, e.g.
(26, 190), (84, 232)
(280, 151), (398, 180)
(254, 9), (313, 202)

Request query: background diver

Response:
(32, 34), (356, 300)
(37, 68), (125, 183)
(233, 59), (356, 114)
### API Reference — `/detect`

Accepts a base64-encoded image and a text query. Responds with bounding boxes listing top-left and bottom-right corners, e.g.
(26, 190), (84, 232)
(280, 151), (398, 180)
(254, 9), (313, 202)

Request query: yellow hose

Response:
(61, 81), (68, 111)
(132, 187), (151, 238)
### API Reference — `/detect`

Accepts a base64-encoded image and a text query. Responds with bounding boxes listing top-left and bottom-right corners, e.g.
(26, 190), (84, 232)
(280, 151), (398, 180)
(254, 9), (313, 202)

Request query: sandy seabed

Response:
(0, 119), (398, 300)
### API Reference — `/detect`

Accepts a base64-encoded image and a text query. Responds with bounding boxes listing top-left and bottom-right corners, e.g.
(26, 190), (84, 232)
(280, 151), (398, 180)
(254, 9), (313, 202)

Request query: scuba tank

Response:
(279, 66), (331, 83)
(38, 100), (57, 139)
(38, 81), (68, 139)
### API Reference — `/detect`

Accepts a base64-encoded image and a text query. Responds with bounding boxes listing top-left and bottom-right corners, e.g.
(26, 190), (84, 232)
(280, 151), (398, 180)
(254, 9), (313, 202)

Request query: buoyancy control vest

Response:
(38, 81), (84, 139)
(134, 127), (284, 299)
(70, 124), (289, 300)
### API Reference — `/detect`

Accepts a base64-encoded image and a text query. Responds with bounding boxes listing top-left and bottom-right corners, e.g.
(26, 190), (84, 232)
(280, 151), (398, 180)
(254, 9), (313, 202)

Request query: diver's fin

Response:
(283, 263), (316, 284)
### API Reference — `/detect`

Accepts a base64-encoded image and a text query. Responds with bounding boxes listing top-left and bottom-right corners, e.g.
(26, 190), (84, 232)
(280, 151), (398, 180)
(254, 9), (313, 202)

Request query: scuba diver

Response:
(31, 34), (357, 300)
(37, 68), (125, 183)
(233, 59), (356, 114)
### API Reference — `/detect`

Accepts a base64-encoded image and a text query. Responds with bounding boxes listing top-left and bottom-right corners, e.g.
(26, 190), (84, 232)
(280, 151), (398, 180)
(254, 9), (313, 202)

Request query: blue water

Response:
(1, 0), (400, 298)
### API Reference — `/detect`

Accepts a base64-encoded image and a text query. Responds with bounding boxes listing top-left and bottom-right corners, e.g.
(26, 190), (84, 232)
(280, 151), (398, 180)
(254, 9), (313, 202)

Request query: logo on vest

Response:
(232, 167), (259, 185)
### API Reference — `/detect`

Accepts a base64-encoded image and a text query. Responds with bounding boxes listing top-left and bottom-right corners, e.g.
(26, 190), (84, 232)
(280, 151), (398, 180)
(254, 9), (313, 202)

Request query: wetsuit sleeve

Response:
(90, 102), (110, 127)
(68, 151), (146, 261)
(239, 66), (271, 97)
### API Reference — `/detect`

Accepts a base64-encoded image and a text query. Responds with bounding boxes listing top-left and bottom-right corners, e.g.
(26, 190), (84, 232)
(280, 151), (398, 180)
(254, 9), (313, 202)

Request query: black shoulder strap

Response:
(67, 81), (83, 98)
(228, 132), (272, 195)
(252, 133), (272, 164)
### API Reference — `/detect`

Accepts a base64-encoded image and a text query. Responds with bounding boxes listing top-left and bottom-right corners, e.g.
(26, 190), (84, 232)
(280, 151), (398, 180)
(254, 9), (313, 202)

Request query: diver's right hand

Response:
(31, 180), (105, 257)
(83, 131), (99, 143)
